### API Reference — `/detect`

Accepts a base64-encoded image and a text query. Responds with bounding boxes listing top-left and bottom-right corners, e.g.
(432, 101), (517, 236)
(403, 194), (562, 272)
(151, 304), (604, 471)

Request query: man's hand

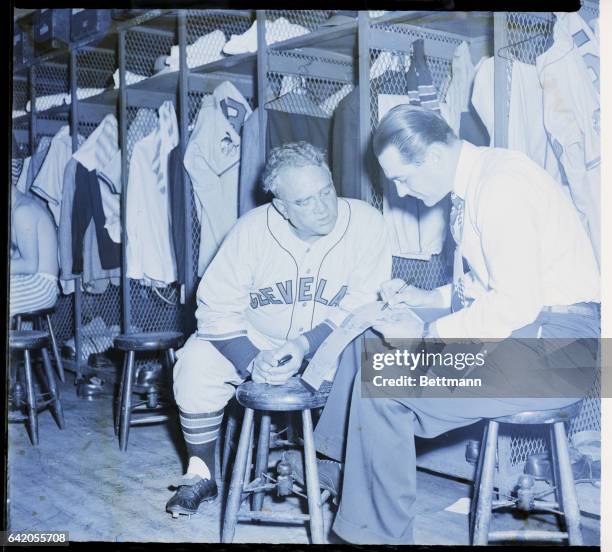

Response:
(250, 350), (278, 384)
(381, 278), (440, 309)
(374, 308), (425, 340)
(251, 336), (309, 386)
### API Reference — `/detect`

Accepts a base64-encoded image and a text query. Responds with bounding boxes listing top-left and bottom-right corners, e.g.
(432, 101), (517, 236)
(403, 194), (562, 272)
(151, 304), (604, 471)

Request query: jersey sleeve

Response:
(326, 204), (392, 327)
(195, 217), (256, 340)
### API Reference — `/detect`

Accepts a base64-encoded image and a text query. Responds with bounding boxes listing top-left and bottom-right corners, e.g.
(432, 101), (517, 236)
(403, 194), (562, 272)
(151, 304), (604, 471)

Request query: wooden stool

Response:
(15, 306), (65, 383)
(114, 331), (183, 451)
(471, 401), (584, 545)
(222, 377), (331, 544)
(9, 330), (66, 445)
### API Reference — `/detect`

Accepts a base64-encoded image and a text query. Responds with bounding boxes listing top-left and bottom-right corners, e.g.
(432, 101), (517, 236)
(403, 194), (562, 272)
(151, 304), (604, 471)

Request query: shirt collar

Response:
(452, 140), (481, 200)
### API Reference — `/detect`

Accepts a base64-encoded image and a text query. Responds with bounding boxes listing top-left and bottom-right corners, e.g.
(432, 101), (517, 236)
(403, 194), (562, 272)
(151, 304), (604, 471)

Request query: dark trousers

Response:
(72, 162), (121, 273)
(313, 310), (599, 544)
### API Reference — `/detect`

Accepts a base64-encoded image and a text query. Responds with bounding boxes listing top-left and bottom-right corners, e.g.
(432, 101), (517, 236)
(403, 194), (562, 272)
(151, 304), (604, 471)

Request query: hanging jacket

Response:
(536, 12), (600, 267)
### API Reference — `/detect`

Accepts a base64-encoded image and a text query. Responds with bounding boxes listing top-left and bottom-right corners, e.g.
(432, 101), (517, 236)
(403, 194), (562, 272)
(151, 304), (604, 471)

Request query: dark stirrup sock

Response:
(180, 407), (224, 481)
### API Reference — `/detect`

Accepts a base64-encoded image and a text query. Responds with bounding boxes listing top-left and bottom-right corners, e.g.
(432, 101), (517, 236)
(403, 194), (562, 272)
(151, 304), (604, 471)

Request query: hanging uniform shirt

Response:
(195, 198), (391, 351)
(184, 81), (252, 276)
(17, 136), (53, 196)
(29, 126), (76, 225)
(380, 39), (447, 261)
(471, 57), (562, 183)
(126, 100), (179, 286)
(536, 11), (600, 267)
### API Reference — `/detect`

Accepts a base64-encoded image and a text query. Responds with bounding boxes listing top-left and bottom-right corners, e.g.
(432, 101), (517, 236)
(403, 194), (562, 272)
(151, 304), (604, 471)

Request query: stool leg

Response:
(40, 347), (65, 429)
(222, 409), (239, 480)
(164, 348), (176, 404)
(114, 353), (128, 436)
(552, 422), (583, 545)
(16, 315), (23, 331)
(23, 349), (39, 446)
(119, 350), (136, 451)
(472, 420), (499, 545)
(46, 314), (65, 383)
(222, 407), (255, 543)
(302, 408), (325, 544)
(470, 423), (488, 542)
(252, 413), (272, 512)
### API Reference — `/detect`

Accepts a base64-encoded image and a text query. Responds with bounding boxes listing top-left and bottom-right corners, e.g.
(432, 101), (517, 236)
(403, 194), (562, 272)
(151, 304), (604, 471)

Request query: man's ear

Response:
(272, 197), (289, 220)
(426, 143), (444, 165)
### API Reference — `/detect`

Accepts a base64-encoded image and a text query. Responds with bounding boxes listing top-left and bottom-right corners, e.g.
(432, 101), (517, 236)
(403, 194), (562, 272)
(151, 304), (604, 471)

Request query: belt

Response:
(541, 302), (599, 317)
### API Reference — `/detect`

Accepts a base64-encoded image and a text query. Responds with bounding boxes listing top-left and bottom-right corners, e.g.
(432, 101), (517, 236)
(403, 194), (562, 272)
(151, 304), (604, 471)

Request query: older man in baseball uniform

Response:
(166, 141), (391, 516)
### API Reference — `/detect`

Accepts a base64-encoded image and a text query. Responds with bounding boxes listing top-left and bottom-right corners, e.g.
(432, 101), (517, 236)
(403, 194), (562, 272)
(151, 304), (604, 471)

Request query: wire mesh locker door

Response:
(28, 54), (79, 369)
(69, 39), (123, 369)
(368, 18), (460, 290)
(263, 8), (355, 198)
(123, 13), (184, 339)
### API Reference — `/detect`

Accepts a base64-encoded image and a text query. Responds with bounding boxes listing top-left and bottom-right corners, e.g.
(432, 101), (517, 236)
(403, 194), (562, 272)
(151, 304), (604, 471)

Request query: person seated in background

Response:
(166, 141), (391, 518)
(10, 182), (60, 318)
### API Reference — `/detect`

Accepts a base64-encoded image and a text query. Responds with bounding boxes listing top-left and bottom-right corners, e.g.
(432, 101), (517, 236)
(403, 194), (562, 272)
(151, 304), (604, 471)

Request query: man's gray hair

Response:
(262, 141), (332, 196)
(372, 104), (457, 165)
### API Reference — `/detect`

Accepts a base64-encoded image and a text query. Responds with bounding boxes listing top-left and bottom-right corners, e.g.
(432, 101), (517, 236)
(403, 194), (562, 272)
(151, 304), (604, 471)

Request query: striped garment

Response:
(179, 407), (224, 446)
(406, 38), (441, 113)
(10, 273), (59, 317)
(12, 158), (24, 185)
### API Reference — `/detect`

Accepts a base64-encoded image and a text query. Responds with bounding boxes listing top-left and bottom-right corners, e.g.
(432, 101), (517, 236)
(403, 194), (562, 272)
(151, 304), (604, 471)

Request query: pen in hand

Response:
(381, 280), (411, 311)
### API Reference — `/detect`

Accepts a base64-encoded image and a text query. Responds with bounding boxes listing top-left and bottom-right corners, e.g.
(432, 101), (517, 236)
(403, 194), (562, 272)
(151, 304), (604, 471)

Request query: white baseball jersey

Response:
(536, 11), (600, 266)
(195, 198), (392, 351)
(184, 81), (252, 277)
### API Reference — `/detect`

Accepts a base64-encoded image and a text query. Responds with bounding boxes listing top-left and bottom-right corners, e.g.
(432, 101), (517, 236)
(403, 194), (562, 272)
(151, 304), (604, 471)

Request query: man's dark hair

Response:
(372, 104), (456, 165)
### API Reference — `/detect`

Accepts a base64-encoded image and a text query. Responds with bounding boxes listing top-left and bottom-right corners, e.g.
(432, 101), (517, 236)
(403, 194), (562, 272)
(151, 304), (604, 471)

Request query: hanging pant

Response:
(72, 162), (121, 274)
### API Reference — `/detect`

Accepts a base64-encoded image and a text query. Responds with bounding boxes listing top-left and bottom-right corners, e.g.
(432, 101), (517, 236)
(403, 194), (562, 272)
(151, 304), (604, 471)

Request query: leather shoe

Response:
(166, 474), (218, 518)
(284, 450), (342, 504)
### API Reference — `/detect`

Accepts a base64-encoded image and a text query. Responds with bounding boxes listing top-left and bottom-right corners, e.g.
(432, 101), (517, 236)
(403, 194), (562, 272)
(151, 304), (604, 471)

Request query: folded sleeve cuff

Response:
(302, 322), (334, 358)
(210, 336), (260, 378)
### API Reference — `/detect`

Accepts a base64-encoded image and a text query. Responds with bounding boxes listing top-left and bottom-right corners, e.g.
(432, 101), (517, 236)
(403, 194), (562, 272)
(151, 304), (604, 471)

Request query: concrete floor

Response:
(7, 374), (601, 545)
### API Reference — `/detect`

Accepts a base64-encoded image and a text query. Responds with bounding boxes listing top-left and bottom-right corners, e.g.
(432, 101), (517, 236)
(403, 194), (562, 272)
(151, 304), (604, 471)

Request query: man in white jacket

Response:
(330, 105), (599, 544)
(166, 142), (391, 517)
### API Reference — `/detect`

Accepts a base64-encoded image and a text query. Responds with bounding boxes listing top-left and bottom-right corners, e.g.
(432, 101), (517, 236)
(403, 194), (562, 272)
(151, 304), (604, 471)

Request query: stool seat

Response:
(18, 306), (57, 318)
(10, 330), (50, 350)
(236, 377), (331, 411)
(114, 331), (183, 352)
(492, 401), (582, 425)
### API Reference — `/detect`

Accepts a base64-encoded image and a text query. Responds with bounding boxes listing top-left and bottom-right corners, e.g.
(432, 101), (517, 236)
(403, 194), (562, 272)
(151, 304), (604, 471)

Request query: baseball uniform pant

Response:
(331, 309), (599, 544)
(173, 333), (363, 459)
